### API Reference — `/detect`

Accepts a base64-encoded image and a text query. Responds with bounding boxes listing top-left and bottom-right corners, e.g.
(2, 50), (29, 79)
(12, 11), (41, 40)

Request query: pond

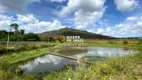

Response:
(19, 47), (136, 74)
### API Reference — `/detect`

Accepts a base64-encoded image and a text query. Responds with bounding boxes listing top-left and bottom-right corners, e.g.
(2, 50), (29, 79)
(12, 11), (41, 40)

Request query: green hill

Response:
(38, 28), (115, 39)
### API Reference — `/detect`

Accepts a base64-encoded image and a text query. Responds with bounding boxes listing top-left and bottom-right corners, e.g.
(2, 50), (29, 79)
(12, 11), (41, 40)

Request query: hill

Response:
(38, 28), (115, 39)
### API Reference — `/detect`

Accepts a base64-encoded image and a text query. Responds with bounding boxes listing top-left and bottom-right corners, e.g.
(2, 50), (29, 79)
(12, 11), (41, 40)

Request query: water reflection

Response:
(71, 47), (135, 58)
(58, 47), (88, 56)
(20, 47), (135, 73)
(20, 55), (75, 73)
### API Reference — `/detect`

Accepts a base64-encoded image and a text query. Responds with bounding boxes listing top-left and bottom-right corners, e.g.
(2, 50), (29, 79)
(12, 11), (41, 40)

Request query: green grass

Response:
(0, 45), (63, 64)
(81, 56), (107, 62)
(0, 42), (56, 55)
(1, 48), (49, 64)
(85, 41), (142, 48)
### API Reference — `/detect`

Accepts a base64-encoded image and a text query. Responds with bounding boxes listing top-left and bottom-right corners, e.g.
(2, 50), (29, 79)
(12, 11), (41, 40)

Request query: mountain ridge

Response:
(38, 28), (115, 39)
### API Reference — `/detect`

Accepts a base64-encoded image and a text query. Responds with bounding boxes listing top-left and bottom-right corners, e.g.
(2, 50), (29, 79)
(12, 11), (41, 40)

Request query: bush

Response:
(109, 41), (113, 44)
(123, 40), (128, 44)
(17, 43), (38, 51)
(94, 63), (116, 75)
(9, 35), (19, 41)
(40, 37), (56, 42)
(137, 40), (142, 44)
(0, 47), (7, 55)
(22, 33), (40, 41)
(0, 61), (9, 70)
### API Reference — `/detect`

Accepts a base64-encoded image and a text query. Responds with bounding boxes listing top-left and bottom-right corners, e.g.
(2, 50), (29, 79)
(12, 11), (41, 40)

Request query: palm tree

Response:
(10, 23), (19, 35)
(20, 29), (25, 35)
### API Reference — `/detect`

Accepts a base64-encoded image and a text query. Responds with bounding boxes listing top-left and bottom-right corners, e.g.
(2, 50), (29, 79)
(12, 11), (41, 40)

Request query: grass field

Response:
(0, 44), (63, 64)
(0, 42), (57, 55)
(0, 40), (142, 80)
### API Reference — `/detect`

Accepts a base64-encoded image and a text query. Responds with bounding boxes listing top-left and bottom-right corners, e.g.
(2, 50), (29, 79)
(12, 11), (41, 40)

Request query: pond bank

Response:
(0, 45), (63, 65)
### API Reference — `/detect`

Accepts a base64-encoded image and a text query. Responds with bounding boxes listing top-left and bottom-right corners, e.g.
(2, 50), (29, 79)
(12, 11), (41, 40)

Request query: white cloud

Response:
(136, 21), (142, 27)
(17, 14), (66, 33)
(0, 0), (39, 13)
(96, 28), (105, 34)
(106, 27), (111, 32)
(0, 14), (66, 33)
(126, 16), (138, 22)
(114, 0), (138, 12)
(59, 0), (106, 29)
(91, 15), (142, 37)
(48, 0), (66, 3)
(0, 14), (14, 30)
(75, 10), (104, 29)
(17, 14), (39, 24)
(21, 20), (65, 33)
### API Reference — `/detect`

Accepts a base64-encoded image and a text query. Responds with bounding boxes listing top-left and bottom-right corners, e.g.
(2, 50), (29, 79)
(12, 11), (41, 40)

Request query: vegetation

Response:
(22, 33), (40, 41)
(39, 28), (114, 39)
(0, 30), (57, 42)
(0, 43), (56, 55)
(0, 30), (40, 41)
(0, 23), (56, 41)
(0, 40), (141, 80)
(81, 56), (107, 62)
(43, 50), (142, 80)
(40, 37), (56, 42)
(20, 29), (25, 36)
(123, 40), (128, 44)
(10, 23), (19, 35)
(0, 44), (63, 64)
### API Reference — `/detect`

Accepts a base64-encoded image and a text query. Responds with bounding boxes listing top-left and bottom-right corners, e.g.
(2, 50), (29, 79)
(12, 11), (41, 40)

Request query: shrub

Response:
(109, 41), (113, 44)
(123, 40), (128, 44)
(0, 47), (7, 55)
(0, 61), (9, 70)
(93, 63), (116, 75)
(22, 33), (40, 41)
(137, 40), (142, 44)
(17, 43), (38, 51)
(40, 37), (56, 42)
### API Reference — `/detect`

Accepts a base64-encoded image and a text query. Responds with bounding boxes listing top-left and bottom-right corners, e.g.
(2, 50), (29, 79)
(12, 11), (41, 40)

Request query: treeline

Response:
(0, 30), (38, 41)
(0, 30), (57, 42)
(0, 23), (56, 42)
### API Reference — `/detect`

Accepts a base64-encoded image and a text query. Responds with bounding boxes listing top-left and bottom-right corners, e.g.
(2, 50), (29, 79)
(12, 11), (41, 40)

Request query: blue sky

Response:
(0, 0), (142, 37)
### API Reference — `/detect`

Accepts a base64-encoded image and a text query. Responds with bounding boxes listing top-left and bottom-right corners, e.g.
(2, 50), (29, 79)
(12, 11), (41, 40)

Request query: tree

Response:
(49, 37), (56, 42)
(22, 33), (40, 41)
(0, 30), (7, 41)
(0, 30), (7, 38)
(10, 23), (19, 35)
(9, 35), (18, 41)
(20, 29), (25, 35)
(40, 37), (56, 42)
(7, 23), (18, 47)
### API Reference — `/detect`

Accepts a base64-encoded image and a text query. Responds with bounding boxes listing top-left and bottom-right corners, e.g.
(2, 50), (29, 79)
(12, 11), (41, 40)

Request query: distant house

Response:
(66, 36), (84, 42)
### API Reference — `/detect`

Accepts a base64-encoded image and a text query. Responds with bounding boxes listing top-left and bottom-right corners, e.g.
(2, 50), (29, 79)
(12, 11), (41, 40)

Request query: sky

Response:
(0, 0), (142, 37)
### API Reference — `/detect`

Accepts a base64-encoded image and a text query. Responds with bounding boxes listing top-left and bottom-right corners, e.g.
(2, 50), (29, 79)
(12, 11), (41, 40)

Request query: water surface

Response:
(20, 47), (135, 74)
